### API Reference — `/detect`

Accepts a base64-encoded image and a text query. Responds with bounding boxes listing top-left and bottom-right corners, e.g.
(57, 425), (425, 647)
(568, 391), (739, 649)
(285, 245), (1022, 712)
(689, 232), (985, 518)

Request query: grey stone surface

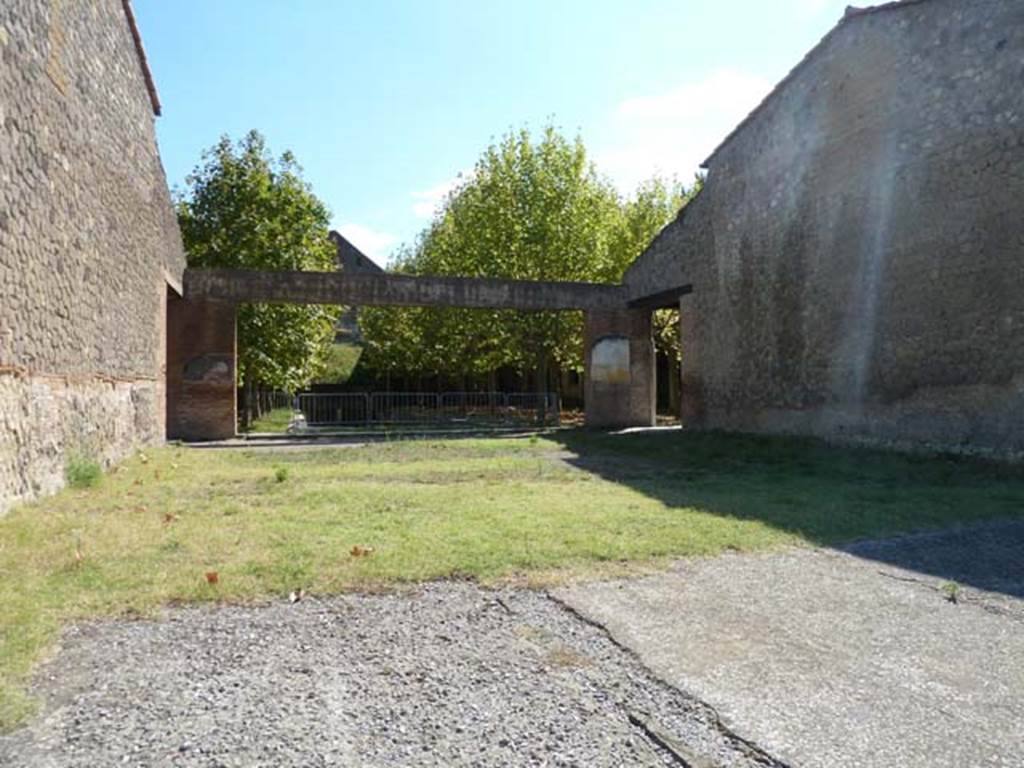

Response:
(330, 230), (383, 276)
(185, 267), (628, 312)
(0, 584), (784, 768)
(557, 521), (1024, 768)
(0, 375), (161, 504)
(0, 0), (185, 512)
(625, 0), (1024, 457)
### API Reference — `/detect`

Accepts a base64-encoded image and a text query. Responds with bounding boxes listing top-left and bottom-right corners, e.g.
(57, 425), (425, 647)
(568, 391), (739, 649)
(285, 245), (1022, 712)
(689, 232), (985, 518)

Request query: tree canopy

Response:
(176, 131), (339, 396)
(359, 125), (699, 389)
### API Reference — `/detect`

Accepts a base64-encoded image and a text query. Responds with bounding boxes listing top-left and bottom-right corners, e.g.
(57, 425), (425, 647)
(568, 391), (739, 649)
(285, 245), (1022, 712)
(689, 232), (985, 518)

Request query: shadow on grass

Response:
(185, 424), (1024, 596)
(552, 428), (1024, 598)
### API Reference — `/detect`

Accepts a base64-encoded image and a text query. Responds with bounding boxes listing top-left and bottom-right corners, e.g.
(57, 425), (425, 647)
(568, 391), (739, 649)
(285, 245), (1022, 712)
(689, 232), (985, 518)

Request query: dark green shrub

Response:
(66, 455), (102, 489)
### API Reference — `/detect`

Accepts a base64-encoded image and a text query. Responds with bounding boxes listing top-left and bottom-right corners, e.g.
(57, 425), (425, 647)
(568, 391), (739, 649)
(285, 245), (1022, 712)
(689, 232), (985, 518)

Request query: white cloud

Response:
(411, 172), (468, 218)
(334, 222), (398, 265)
(594, 69), (773, 192)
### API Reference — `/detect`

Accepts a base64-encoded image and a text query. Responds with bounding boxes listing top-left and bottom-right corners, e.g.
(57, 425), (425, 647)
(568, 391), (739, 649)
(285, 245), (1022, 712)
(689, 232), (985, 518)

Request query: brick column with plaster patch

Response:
(166, 297), (237, 441)
(584, 309), (655, 428)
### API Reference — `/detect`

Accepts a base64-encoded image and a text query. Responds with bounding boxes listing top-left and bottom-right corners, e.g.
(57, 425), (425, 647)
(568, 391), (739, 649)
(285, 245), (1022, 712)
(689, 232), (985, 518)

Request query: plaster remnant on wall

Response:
(183, 355), (232, 384)
(591, 336), (631, 385)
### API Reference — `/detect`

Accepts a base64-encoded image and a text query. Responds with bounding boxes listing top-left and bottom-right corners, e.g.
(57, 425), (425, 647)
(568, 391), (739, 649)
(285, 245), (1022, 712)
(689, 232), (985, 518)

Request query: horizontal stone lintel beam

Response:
(626, 284), (694, 310)
(184, 268), (629, 311)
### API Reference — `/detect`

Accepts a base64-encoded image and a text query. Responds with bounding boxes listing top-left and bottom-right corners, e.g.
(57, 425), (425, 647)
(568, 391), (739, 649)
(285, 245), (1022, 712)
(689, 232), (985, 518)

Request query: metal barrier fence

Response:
(265, 390), (293, 410)
(295, 391), (560, 427)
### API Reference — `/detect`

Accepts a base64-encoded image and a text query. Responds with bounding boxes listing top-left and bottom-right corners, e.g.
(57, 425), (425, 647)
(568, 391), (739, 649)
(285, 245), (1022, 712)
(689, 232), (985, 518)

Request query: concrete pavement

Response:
(556, 521), (1024, 768)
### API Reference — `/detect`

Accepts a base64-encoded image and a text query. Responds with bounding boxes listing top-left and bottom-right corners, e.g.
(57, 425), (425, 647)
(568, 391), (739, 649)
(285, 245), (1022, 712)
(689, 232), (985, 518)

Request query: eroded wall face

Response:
(625, 0), (1024, 455)
(0, 0), (186, 512)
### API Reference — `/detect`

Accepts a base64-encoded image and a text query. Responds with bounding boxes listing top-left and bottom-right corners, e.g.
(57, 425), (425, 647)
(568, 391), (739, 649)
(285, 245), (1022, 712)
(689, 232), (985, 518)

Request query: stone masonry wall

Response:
(0, 0), (185, 512)
(625, 0), (1024, 456)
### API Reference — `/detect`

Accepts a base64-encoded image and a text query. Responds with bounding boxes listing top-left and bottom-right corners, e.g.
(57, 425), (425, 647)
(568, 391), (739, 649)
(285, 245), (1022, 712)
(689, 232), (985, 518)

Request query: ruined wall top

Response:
(701, 0), (937, 171)
(329, 230), (384, 275)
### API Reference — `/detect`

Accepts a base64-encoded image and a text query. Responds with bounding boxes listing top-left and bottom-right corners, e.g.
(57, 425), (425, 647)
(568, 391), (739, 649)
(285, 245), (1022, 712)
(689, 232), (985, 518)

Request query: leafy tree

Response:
(176, 131), (339, 423)
(362, 126), (622, 392)
(359, 126), (704, 407)
(612, 175), (703, 361)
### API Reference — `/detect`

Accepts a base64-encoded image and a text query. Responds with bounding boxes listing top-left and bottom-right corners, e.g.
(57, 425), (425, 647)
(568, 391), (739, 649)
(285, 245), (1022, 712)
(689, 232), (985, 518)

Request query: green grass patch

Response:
(65, 455), (102, 489)
(315, 341), (363, 385)
(246, 407), (294, 433)
(2, 429), (1023, 729)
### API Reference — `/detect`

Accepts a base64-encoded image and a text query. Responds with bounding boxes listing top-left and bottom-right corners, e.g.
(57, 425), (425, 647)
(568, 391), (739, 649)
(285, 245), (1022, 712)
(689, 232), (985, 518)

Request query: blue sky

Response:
(135, 0), (852, 264)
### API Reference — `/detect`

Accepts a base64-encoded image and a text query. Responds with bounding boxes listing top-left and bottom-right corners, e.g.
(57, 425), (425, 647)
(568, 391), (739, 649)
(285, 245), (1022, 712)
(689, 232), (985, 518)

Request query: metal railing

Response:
(266, 390), (293, 410)
(294, 391), (560, 427)
(296, 392), (369, 426)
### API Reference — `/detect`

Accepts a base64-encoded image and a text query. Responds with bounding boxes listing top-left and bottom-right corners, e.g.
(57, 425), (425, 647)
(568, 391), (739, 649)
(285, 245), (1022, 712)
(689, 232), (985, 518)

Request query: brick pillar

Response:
(584, 309), (655, 428)
(166, 296), (237, 441)
(677, 299), (704, 426)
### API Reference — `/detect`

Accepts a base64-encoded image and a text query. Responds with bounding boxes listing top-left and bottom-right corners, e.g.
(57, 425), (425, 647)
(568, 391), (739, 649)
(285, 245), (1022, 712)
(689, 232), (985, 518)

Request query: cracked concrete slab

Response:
(555, 520), (1024, 768)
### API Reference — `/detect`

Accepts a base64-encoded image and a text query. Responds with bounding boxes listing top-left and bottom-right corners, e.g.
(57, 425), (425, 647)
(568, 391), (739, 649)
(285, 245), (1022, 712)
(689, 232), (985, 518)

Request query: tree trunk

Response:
(242, 379), (255, 430)
(536, 349), (548, 425)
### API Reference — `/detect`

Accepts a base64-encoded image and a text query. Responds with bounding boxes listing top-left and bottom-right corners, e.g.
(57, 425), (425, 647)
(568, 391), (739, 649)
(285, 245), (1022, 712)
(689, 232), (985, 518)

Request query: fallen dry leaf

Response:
(350, 545), (375, 558)
(204, 571), (219, 585)
(163, 512), (177, 525)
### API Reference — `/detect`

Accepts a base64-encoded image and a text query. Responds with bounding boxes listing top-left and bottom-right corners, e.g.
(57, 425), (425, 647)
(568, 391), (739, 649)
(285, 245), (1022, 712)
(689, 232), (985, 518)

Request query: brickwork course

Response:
(625, 0), (1024, 456)
(0, 0), (185, 513)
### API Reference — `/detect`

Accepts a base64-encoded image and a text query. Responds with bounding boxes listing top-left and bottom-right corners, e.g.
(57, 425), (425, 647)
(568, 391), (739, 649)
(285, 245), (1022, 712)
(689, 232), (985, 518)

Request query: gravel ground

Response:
(0, 584), (783, 768)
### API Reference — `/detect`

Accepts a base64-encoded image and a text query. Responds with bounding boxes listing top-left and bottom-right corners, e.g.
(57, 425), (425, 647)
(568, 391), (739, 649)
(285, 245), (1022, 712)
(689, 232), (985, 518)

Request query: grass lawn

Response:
(316, 341), (363, 384)
(2, 429), (1024, 728)
(247, 407), (294, 433)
